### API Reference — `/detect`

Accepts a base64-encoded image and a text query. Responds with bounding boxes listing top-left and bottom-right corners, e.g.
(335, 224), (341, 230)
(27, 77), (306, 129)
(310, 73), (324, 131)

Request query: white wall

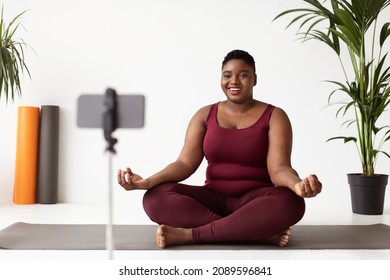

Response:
(1, 0), (389, 218)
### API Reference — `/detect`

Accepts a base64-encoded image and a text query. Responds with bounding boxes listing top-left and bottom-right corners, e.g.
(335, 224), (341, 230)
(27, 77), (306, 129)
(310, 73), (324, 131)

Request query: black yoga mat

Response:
(37, 105), (60, 204)
(1, 223), (390, 250)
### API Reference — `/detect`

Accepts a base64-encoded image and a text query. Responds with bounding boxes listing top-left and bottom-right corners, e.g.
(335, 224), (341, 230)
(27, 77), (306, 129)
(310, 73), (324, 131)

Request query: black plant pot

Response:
(347, 173), (388, 215)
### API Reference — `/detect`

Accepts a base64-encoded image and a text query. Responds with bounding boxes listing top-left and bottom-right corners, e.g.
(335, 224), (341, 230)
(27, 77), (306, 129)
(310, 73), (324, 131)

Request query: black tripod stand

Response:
(103, 88), (118, 260)
(77, 88), (145, 260)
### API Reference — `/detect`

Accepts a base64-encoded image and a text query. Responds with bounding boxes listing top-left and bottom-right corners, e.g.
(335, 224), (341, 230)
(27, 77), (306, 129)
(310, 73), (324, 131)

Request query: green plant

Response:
(0, 7), (31, 103)
(274, 0), (390, 176)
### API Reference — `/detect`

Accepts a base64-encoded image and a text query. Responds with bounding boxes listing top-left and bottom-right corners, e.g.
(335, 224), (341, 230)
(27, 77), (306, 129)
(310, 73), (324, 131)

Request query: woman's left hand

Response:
(294, 174), (322, 198)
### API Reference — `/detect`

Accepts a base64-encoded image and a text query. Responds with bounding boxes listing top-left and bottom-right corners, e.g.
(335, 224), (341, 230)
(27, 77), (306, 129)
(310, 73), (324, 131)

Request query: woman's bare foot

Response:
(263, 228), (292, 247)
(156, 225), (193, 248)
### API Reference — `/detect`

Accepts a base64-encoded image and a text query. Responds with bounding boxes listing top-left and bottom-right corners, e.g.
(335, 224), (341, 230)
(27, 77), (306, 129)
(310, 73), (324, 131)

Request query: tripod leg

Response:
(106, 151), (114, 259)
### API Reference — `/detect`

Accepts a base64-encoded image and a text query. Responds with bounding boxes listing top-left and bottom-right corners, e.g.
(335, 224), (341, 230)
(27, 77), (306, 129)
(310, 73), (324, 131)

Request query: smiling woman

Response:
(219, 54), (258, 129)
(221, 60), (257, 103)
(117, 49), (322, 249)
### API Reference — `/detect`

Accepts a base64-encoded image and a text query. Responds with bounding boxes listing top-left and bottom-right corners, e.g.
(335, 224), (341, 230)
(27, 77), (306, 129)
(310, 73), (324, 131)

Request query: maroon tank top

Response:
(203, 102), (275, 196)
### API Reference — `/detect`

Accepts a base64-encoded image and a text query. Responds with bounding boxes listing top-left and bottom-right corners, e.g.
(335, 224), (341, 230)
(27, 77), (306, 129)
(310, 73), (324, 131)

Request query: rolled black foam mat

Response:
(37, 105), (60, 204)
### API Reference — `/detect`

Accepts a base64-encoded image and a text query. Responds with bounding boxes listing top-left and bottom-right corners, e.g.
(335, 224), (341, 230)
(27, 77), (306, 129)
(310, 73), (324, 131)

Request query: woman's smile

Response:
(228, 87), (242, 95)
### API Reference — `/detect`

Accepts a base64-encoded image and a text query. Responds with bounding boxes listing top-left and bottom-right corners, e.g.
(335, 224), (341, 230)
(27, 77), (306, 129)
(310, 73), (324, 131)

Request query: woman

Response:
(117, 50), (322, 248)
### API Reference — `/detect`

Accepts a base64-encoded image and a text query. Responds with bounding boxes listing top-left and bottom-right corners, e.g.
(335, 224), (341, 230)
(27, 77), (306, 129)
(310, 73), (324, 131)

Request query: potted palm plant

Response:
(0, 7), (31, 103)
(274, 0), (390, 214)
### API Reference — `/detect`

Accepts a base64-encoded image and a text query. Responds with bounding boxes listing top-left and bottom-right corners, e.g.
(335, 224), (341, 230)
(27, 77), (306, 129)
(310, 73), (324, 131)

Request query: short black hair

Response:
(222, 50), (256, 72)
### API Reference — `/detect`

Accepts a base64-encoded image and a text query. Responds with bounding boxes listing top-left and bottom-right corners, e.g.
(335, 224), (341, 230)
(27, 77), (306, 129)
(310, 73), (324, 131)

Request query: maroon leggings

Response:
(143, 183), (305, 243)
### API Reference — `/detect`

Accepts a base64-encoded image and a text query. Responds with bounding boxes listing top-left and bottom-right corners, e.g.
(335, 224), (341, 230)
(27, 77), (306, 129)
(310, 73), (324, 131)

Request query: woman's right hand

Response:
(117, 167), (150, 191)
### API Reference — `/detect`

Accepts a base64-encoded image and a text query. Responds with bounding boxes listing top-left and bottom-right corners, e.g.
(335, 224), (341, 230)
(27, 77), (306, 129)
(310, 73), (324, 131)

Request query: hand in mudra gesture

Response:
(117, 167), (150, 191)
(294, 174), (322, 198)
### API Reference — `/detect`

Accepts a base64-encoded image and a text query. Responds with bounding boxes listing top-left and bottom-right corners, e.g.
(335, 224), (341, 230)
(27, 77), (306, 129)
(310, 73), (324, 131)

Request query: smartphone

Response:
(77, 94), (145, 129)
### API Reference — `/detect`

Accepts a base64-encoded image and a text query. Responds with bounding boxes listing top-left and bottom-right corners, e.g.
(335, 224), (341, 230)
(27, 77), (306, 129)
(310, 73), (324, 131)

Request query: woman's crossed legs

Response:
(142, 183), (305, 248)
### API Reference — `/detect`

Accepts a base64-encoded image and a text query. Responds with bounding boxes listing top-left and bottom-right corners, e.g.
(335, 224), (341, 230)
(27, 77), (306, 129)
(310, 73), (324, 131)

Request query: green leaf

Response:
(273, 8), (319, 23)
(326, 136), (357, 144)
(380, 22), (390, 47)
(334, 7), (361, 42)
(380, 150), (390, 159)
(330, 27), (360, 55)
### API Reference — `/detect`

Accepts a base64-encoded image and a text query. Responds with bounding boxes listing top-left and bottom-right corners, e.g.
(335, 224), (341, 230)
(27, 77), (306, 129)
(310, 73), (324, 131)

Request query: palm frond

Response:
(0, 7), (31, 103)
(275, 0), (390, 175)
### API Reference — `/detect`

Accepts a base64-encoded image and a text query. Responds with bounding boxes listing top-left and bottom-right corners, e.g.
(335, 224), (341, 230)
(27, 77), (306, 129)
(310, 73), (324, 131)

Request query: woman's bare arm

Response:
(267, 107), (321, 197)
(118, 106), (210, 190)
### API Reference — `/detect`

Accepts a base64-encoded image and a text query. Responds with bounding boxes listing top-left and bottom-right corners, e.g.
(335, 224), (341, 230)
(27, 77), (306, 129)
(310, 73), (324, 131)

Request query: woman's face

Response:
(221, 59), (257, 103)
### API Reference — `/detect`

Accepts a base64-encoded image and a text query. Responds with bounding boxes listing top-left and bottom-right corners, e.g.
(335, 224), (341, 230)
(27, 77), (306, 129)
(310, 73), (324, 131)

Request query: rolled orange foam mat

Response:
(13, 106), (40, 204)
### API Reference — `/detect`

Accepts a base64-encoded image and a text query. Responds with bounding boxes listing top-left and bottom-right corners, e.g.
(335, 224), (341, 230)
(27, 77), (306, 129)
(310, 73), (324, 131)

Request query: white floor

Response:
(1, 202), (390, 261)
